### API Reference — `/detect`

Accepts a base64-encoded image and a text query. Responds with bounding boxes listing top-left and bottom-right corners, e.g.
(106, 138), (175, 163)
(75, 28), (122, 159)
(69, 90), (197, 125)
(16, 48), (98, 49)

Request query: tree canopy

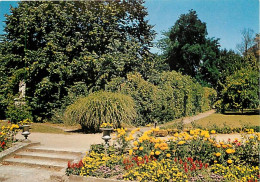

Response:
(0, 1), (155, 120)
(159, 10), (221, 87)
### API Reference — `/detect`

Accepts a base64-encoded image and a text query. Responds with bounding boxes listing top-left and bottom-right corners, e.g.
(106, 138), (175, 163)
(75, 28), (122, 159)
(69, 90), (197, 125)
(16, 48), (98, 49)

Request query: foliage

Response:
(51, 81), (89, 123)
(63, 91), (136, 132)
(220, 62), (259, 112)
(107, 72), (161, 125)
(5, 103), (32, 124)
(79, 150), (123, 178)
(159, 10), (221, 87)
(153, 71), (217, 119)
(66, 160), (84, 176)
(0, 1), (155, 121)
(18, 118), (32, 126)
(106, 72), (217, 126)
(0, 123), (19, 152)
(211, 164), (259, 182)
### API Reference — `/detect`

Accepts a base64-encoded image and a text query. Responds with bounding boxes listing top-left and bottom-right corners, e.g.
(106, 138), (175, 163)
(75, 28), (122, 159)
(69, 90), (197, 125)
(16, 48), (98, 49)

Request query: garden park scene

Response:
(0, 1), (259, 182)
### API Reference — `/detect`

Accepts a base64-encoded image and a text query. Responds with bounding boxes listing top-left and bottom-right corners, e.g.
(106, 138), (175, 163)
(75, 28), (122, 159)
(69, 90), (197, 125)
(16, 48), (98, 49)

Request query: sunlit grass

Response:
(187, 113), (259, 128)
(0, 120), (81, 134)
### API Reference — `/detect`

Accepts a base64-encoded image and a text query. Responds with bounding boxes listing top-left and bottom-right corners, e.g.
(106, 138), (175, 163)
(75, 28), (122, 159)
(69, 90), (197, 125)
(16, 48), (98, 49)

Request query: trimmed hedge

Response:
(106, 71), (217, 125)
(63, 91), (136, 131)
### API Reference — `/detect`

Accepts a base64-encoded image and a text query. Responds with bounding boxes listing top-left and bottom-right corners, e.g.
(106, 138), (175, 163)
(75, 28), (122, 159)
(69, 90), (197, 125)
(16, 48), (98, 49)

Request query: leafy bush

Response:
(154, 71), (216, 117)
(51, 82), (89, 123)
(64, 91), (136, 132)
(106, 71), (217, 126)
(5, 103), (33, 124)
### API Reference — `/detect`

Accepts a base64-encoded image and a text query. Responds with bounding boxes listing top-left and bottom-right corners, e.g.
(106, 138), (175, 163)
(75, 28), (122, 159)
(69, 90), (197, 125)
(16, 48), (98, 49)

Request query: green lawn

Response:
(187, 113), (259, 129)
(0, 120), (81, 134)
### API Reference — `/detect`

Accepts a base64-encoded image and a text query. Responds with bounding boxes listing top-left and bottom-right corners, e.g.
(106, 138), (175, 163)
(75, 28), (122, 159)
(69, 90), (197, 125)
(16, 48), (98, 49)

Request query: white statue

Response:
(18, 80), (26, 99)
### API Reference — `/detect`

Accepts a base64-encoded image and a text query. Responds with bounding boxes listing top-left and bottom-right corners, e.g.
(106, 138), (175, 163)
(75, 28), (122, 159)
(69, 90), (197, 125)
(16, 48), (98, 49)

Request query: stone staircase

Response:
(1, 143), (83, 172)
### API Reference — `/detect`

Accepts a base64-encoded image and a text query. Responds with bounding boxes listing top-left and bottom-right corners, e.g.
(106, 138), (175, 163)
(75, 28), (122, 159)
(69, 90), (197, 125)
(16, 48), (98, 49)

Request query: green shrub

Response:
(106, 72), (161, 125)
(51, 82), (89, 123)
(106, 71), (217, 126)
(64, 91), (136, 132)
(5, 103), (33, 123)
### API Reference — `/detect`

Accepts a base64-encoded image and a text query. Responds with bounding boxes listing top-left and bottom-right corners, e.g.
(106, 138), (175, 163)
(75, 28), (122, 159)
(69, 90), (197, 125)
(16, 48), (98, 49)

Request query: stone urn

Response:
(100, 128), (113, 148)
(21, 125), (31, 140)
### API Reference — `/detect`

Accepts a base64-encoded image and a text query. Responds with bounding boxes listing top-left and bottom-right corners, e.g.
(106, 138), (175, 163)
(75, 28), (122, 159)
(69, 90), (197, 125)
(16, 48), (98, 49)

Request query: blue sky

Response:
(0, 0), (259, 53)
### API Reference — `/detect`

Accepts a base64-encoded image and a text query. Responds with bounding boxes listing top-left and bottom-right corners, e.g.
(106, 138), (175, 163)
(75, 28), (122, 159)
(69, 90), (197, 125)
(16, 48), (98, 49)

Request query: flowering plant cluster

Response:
(0, 124), (19, 152)
(66, 160), (84, 176)
(100, 122), (113, 129)
(66, 127), (260, 181)
(18, 118), (32, 126)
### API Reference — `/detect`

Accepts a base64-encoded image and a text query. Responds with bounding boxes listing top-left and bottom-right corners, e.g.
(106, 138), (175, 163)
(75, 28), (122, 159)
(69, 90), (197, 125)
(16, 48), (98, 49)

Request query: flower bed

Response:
(0, 123), (20, 152)
(66, 128), (260, 181)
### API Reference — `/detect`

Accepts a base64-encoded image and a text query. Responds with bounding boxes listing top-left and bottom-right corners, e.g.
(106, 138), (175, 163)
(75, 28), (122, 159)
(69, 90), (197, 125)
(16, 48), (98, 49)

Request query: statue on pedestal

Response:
(18, 80), (26, 99)
(14, 80), (26, 106)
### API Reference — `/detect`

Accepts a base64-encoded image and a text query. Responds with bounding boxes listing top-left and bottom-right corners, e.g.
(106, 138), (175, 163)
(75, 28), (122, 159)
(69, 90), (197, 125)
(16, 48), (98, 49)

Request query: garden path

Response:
(139, 109), (216, 133)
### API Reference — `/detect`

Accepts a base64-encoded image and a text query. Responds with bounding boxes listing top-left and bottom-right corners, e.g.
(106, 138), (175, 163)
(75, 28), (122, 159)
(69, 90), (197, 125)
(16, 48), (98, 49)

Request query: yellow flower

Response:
(133, 141), (138, 146)
(216, 144), (221, 148)
(222, 144), (227, 148)
(155, 151), (160, 155)
(178, 141), (185, 145)
(150, 151), (154, 156)
(249, 136), (254, 139)
(139, 146), (144, 151)
(205, 133), (210, 138)
(138, 157), (142, 161)
(226, 148), (235, 154)
(227, 159), (232, 164)
(166, 153), (171, 157)
(211, 130), (216, 134)
(129, 149), (133, 156)
(133, 147), (138, 150)
(215, 152), (221, 157)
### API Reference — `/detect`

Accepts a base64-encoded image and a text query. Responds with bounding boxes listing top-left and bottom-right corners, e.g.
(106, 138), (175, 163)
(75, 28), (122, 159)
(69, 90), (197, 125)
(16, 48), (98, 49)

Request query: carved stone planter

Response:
(100, 128), (113, 148)
(21, 125), (31, 141)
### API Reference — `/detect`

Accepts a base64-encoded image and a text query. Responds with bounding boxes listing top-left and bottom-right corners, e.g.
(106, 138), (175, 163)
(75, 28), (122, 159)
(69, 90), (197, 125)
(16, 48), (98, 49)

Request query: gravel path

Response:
(16, 132), (104, 153)
(182, 109), (216, 124)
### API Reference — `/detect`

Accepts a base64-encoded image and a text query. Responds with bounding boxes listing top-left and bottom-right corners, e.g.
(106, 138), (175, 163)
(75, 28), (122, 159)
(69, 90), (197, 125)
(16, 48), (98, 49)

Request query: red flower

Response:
(184, 167), (188, 173)
(1, 141), (5, 148)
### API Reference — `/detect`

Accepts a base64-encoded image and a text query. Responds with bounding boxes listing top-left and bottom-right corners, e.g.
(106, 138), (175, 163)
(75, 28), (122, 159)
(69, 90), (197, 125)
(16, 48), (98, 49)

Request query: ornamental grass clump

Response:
(64, 91), (136, 132)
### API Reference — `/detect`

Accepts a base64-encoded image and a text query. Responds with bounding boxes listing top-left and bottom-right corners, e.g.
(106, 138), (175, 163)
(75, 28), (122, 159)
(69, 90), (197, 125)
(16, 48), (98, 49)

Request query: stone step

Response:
(3, 157), (68, 171)
(14, 151), (80, 162)
(25, 146), (84, 156)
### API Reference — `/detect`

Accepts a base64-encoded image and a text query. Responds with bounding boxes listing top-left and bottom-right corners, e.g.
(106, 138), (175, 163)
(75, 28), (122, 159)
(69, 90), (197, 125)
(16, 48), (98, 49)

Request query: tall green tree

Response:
(221, 66), (259, 112)
(0, 1), (155, 120)
(159, 10), (221, 87)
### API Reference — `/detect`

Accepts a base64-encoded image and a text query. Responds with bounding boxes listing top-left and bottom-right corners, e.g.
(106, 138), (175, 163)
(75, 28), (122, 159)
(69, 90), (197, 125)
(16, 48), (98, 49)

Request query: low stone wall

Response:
(67, 175), (137, 182)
